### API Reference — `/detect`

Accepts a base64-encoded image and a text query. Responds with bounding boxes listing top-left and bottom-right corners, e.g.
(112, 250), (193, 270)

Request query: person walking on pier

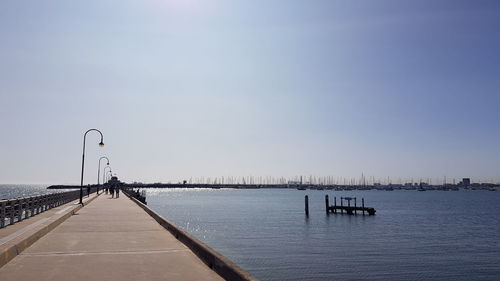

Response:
(110, 186), (115, 198)
(116, 186), (120, 198)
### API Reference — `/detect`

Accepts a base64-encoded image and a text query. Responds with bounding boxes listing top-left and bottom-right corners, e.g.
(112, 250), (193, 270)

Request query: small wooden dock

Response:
(325, 195), (376, 216)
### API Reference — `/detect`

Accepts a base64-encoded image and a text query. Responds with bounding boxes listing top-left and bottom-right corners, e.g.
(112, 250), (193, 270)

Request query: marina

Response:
(46, 178), (500, 192)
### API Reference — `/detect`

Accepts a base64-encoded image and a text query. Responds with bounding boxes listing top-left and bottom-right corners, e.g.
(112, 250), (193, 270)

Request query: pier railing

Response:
(122, 187), (147, 204)
(0, 188), (97, 229)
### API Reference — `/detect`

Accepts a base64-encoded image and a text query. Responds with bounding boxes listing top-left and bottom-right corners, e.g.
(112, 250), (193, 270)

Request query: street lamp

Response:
(97, 156), (110, 194)
(80, 129), (104, 204)
(106, 171), (113, 184)
(104, 165), (112, 184)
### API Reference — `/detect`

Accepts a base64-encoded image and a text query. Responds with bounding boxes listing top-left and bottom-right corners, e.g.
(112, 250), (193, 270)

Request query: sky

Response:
(1, 0), (499, 185)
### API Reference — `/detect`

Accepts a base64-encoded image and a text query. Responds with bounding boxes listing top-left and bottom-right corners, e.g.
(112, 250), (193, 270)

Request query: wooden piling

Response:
(305, 195), (309, 217)
(325, 195), (329, 215)
(324, 196), (375, 216)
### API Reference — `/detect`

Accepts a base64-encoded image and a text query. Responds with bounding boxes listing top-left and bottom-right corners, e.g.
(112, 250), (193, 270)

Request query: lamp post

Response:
(104, 166), (112, 184)
(97, 157), (110, 194)
(106, 171), (113, 184)
(80, 129), (104, 204)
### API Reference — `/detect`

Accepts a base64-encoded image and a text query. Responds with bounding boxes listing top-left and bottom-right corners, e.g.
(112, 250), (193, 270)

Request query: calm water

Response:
(146, 189), (500, 281)
(0, 184), (68, 200)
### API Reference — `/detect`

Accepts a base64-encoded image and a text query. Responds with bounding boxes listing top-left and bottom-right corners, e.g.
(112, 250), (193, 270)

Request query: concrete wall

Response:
(125, 195), (258, 281)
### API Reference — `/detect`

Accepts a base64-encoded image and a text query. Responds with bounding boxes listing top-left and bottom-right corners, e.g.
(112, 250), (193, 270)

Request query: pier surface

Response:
(0, 194), (223, 281)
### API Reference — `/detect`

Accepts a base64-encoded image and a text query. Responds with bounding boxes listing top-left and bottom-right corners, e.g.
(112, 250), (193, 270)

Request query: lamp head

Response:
(107, 162), (109, 165)
(99, 141), (104, 147)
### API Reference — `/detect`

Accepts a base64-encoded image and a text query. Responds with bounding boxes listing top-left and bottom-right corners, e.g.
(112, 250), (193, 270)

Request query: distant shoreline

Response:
(47, 183), (500, 191)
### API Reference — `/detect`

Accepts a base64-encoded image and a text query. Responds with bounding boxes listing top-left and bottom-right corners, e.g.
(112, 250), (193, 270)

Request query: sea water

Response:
(0, 184), (65, 200)
(146, 189), (500, 281)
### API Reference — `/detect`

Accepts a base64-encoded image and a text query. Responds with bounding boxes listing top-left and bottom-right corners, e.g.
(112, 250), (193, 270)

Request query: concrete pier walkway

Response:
(0, 193), (224, 281)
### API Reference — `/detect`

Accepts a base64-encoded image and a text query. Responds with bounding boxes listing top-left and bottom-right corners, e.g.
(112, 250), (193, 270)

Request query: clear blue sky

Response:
(1, 0), (499, 184)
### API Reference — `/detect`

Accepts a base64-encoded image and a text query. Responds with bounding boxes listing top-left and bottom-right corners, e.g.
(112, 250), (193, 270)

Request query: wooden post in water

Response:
(340, 197), (343, 214)
(354, 197), (357, 215)
(325, 195), (329, 215)
(334, 197), (337, 214)
(305, 195), (309, 217)
(362, 198), (365, 216)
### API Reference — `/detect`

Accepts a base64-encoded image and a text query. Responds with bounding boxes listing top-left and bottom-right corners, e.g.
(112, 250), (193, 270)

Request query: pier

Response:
(325, 195), (376, 216)
(0, 191), (256, 280)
